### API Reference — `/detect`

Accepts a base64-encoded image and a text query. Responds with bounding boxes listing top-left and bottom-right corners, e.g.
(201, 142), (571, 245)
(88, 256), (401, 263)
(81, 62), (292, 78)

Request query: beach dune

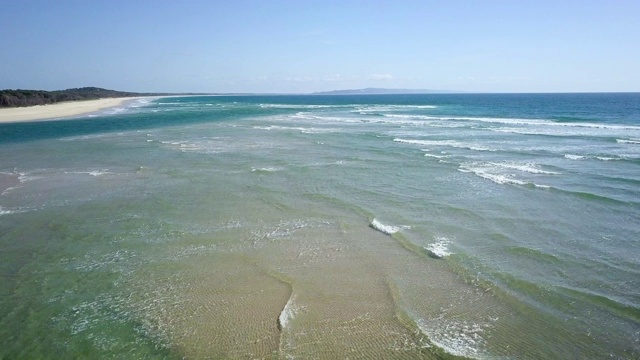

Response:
(0, 97), (143, 123)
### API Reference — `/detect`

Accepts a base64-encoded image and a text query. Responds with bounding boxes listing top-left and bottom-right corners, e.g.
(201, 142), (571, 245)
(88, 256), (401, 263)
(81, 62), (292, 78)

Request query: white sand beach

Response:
(0, 97), (144, 123)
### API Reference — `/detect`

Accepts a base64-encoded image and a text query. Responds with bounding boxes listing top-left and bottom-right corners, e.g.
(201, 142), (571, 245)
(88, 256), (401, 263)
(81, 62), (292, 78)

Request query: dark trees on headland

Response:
(0, 87), (159, 108)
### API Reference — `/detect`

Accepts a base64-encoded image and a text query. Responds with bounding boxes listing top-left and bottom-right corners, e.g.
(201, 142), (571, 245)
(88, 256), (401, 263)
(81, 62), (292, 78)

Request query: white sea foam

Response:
(67, 170), (111, 177)
(425, 237), (452, 258)
(617, 138), (640, 144)
(417, 319), (488, 358)
(386, 115), (640, 131)
(251, 167), (283, 172)
(491, 127), (551, 136)
(489, 162), (560, 175)
(461, 168), (527, 185)
(300, 128), (339, 134)
(253, 125), (306, 131)
(1, 187), (16, 196)
(278, 295), (297, 330)
(287, 112), (361, 124)
(354, 105), (438, 113)
(301, 160), (348, 168)
(250, 219), (315, 245)
(360, 114), (470, 128)
(159, 139), (229, 154)
(0, 206), (30, 216)
(259, 103), (341, 109)
(17, 172), (40, 183)
(565, 154), (623, 161)
(370, 219), (401, 235)
(459, 162), (552, 188)
(253, 124), (338, 134)
(565, 154), (588, 160)
(459, 164), (528, 186)
(394, 138), (497, 152)
(491, 126), (634, 138)
(595, 156), (621, 161)
(0, 206), (15, 216)
(424, 153), (450, 159)
(134, 98), (152, 106)
(365, 105), (438, 110)
(107, 107), (126, 115)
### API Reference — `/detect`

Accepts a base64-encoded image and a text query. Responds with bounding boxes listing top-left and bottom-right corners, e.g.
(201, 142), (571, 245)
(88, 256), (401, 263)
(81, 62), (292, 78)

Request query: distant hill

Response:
(0, 87), (185, 108)
(311, 88), (454, 95)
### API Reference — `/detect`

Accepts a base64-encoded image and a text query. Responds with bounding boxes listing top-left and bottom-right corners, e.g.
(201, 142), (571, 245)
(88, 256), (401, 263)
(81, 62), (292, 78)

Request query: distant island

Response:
(311, 88), (455, 95)
(0, 87), (194, 108)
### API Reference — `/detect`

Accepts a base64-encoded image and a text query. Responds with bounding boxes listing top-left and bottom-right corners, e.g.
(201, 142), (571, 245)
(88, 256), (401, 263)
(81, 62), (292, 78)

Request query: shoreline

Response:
(0, 97), (149, 123)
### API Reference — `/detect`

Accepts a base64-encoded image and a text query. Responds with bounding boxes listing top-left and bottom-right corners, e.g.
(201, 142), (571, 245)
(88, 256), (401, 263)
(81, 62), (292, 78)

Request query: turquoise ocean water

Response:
(1, 93), (639, 358)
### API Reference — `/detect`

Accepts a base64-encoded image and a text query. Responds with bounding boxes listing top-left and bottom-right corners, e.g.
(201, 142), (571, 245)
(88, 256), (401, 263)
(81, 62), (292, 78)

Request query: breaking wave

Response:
(370, 219), (401, 235)
(385, 114), (640, 131)
(564, 154), (588, 160)
(458, 163), (549, 188)
(251, 167), (283, 173)
(565, 154), (626, 162)
(617, 138), (640, 145)
(424, 237), (452, 259)
(0, 206), (17, 216)
(394, 138), (497, 152)
(488, 162), (560, 175)
(277, 295), (297, 331)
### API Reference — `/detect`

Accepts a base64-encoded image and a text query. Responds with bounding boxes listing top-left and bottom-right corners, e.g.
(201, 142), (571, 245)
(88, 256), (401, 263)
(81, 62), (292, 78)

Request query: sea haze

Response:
(1, 93), (639, 358)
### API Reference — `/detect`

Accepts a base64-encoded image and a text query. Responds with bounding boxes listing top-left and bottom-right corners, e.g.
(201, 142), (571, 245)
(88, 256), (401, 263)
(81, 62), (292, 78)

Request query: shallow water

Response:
(1, 94), (639, 358)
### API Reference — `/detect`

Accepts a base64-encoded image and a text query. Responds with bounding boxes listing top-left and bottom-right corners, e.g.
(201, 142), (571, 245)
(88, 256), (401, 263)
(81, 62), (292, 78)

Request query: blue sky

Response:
(1, 0), (638, 93)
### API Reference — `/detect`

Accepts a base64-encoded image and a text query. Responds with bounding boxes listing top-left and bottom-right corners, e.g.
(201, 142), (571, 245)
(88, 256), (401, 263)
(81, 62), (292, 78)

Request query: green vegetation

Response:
(0, 87), (176, 108)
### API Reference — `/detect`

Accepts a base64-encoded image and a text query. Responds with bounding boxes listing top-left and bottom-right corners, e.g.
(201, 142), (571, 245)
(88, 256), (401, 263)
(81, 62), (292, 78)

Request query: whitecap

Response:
(424, 153), (450, 159)
(459, 162), (552, 188)
(617, 139), (640, 144)
(370, 218), (401, 235)
(489, 162), (560, 175)
(251, 167), (283, 172)
(460, 168), (527, 186)
(390, 115), (640, 131)
(355, 105), (438, 112)
(425, 237), (452, 259)
(259, 103), (340, 109)
(17, 172), (41, 183)
(394, 138), (497, 152)
(565, 154), (588, 160)
(565, 154), (623, 162)
(0, 206), (15, 216)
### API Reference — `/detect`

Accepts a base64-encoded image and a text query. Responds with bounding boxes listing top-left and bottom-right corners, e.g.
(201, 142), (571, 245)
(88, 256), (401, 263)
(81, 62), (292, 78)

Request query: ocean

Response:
(0, 93), (638, 359)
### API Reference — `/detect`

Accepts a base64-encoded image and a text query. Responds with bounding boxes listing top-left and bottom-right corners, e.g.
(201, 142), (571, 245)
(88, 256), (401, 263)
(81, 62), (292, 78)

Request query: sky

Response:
(1, 0), (638, 93)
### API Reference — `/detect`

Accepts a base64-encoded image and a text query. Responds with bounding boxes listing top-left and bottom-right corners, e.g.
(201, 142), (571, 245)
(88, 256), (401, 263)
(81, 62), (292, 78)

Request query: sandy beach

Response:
(0, 97), (145, 123)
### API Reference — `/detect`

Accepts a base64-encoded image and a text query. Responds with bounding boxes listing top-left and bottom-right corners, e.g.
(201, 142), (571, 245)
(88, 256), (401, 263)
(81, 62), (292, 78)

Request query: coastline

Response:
(0, 97), (147, 123)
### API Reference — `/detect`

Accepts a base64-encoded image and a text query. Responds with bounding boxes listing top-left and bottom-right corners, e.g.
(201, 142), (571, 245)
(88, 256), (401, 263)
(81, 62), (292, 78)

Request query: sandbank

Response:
(0, 97), (146, 123)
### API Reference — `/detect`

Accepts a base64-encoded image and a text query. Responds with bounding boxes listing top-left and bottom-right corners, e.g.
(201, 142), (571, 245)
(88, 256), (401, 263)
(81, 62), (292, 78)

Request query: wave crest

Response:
(425, 237), (452, 259)
(370, 219), (401, 235)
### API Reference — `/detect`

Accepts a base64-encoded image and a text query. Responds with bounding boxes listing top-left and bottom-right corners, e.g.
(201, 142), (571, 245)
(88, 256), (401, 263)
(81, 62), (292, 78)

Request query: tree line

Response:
(0, 87), (170, 108)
